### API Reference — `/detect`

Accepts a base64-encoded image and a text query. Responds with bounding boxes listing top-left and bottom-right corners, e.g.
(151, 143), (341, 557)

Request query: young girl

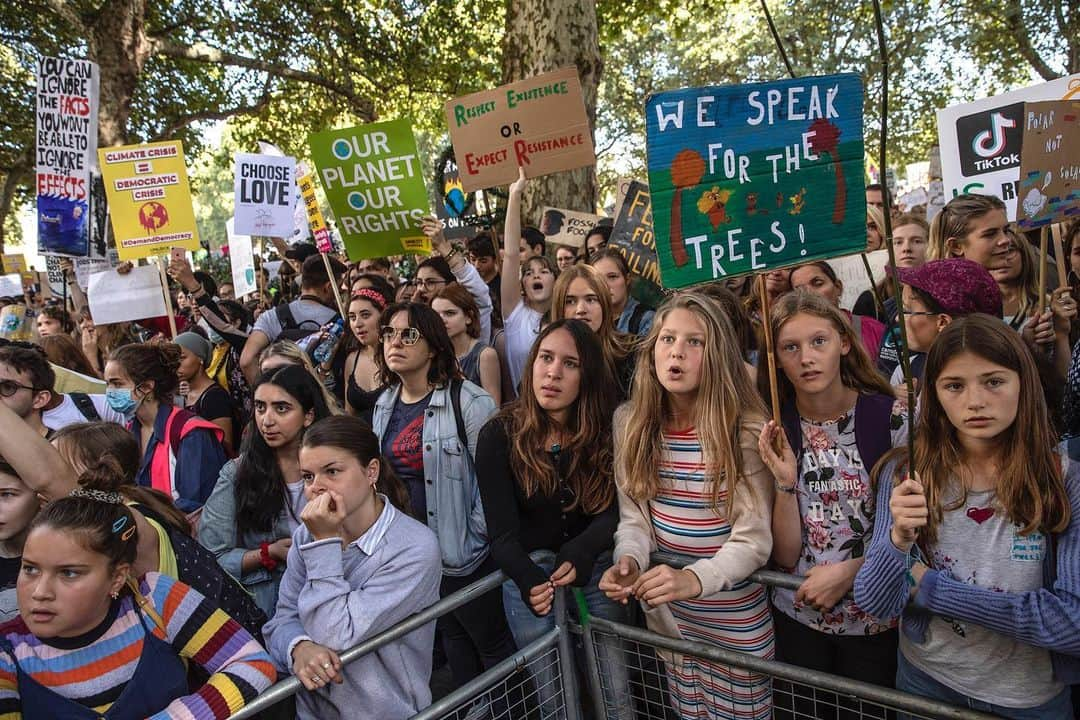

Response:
(855, 315), (1079, 719)
(372, 302), (516, 691)
(34, 306), (73, 339)
(258, 339), (343, 414)
(789, 261), (887, 358)
(0, 462), (38, 623)
(0, 492), (275, 717)
(432, 283), (501, 404)
(38, 334), (98, 378)
(343, 288), (389, 424)
(198, 365), (335, 618)
(175, 331), (237, 454)
(477, 319), (629, 717)
(550, 264), (637, 399)
(105, 342), (228, 513)
(589, 247), (656, 337)
(599, 293), (776, 720)
(757, 291), (906, 716)
(501, 168), (559, 389)
(263, 415), (442, 720)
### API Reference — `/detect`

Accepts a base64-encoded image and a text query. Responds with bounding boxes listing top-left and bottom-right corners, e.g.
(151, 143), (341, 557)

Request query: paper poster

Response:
(832, 248), (889, 311)
(609, 182), (661, 291)
(0, 274), (23, 297)
(98, 140), (199, 260)
(36, 56), (99, 257)
(539, 207), (602, 249)
(226, 217), (257, 298)
(434, 146), (489, 240)
(1, 255), (34, 283)
(233, 153), (296, 236)
(295, 163), (332, 252)
(445, 67), (595, 192)
(73, 257), (112, 291)
(87, 265), (167, 324)
(1016, 99), (1080, 229)
(308, 118), (431, 259)
(936, 74), (1080, 221)
(44, 255), (66, 296)
(646, 73), (867, 289)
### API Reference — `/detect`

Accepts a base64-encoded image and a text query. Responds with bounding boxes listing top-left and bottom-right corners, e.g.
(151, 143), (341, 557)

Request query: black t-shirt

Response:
(381, 392), (432, 521)
(188, 383), (237, 448)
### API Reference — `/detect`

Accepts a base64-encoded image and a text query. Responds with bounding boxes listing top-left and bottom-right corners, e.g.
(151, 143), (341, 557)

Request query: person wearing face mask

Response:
(104, 342), (227, 515)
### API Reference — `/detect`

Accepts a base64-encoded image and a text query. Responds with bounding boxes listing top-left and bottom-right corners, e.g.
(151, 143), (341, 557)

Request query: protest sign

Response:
(1, 255), (34, 283)
(609, 182), (662, 291)
(44, 256), (66, 296)
(74, 257), (111, 291)
(646, 73), (867, 289)
(1016, 99), (1080, 229)
(0, 305), (33, 340)
(226, 217), (258, 298)
(936, 74), (1080, 220)
(309, 119), (431, 259)
(36, 57), (99, 257)
(612, 177), (638, 217)
(87, 265), (167, 324)
(295, 162), (332, 252)
(0, 274), (23, 298)
(234, 154), (296, 236)
(445, 67), (595, 192)
(434, 147), (490, 240)
(539, 207), (602, 249)
(832, 248), (889, 310)
(52, 364), (105, 394)
(98, 141), (199, 260)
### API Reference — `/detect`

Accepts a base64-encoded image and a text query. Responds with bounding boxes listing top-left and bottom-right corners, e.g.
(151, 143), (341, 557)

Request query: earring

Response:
(110, 590), (119, 600)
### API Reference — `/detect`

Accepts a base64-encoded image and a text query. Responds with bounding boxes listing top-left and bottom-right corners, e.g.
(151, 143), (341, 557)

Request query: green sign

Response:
(309, 118), (431, 260)
(646, 74), (867, 289)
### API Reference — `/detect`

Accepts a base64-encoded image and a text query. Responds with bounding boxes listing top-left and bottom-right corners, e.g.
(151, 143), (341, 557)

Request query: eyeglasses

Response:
(380, 326), (422, 345)
(901, 308), (939, 317)
(416, 278), (448, 290)
(0, 380), (37, 397)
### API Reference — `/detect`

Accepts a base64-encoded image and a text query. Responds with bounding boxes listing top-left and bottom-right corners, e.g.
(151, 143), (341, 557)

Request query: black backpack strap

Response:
(70, 392), (100, 421)
(274, 302), (297, 331)
(450, 378), (469, 458)
(628, 303), (649, 335)
(853, 392), (898, 475)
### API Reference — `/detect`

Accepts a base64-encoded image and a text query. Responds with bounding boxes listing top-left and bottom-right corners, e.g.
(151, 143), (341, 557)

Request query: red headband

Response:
(351, 287), (387, 310)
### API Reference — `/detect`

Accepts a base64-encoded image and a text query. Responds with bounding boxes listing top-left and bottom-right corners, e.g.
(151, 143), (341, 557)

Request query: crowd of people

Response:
(0, 179), (1076, 720)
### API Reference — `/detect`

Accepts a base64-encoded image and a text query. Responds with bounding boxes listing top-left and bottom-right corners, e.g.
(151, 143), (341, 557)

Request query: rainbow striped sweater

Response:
(0, 572), (276, 719)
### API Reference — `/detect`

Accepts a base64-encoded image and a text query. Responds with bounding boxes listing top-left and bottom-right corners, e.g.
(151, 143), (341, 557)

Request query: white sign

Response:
(0, 274), (23, 298)
(44, 255), (66, 296)
(234, 153), (297, 236)
(87, 265), (167, 325)
(936, 74), (1080, 221)
(832, 248), (890, 312)
(226, 217), (257, 298)
(74, 257), (112, 291)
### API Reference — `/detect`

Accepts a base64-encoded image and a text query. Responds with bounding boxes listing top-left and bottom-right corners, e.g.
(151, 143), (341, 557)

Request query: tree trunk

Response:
(501, 0), (602, 225)
(0, 165), (30, 256)
(88, 0), (152, 147)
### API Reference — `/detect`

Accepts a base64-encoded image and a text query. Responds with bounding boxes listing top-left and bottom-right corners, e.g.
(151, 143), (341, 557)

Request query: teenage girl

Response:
(432, 283), (501, 405)
(855, 314), (1079, 719)
(343, 288), (389, 424)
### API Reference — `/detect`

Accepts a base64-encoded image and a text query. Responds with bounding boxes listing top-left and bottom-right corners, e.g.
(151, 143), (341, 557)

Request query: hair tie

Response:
(70, 488), (125, 504)
(351, 288), (386, 310)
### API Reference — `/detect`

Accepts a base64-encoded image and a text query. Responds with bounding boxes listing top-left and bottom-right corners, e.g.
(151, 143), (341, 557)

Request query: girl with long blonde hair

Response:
(599, 292), (776, 720)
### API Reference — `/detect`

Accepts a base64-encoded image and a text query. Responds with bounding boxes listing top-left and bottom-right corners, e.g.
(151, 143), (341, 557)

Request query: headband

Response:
(351, 288), (387, 310)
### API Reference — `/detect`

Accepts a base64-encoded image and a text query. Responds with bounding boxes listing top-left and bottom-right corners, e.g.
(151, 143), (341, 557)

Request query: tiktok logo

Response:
(972, 112), (1016, 158)
(956, 102), (1024, 177)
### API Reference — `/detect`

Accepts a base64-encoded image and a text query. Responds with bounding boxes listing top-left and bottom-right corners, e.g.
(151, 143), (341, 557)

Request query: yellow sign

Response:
(98, 140), (199, 260)
(0, 254), (34, 283)
(297, 169), (332, 252)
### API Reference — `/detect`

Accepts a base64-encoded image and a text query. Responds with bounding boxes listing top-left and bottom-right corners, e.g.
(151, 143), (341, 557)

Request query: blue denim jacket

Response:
(372, 380), (496, 577)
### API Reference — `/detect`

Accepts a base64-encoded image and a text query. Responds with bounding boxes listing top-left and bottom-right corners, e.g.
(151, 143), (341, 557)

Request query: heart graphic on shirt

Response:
(965, 506), (995, 524)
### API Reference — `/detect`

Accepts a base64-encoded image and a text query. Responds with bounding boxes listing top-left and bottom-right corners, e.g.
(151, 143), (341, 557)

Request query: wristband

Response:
(259, 542), (278, 571)
(775, 478), (797, 494)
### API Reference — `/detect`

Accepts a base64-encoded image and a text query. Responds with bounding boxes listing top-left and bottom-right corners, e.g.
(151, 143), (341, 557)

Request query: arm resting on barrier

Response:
(555, 502), (619, 587)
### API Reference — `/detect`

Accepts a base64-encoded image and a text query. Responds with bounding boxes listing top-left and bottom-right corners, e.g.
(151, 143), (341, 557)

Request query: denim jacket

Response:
(197, 458), (300, 618)
(373, 380), (496, 577)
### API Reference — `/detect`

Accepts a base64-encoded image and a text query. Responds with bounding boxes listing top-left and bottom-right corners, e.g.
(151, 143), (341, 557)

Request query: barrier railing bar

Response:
(651, 550), (805, 592)
(408, 628), (562, 720)
(553, 586), (583, 720)
(587, 616), (999, 720)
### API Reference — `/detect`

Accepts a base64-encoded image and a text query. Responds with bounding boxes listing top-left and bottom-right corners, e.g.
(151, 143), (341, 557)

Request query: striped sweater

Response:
(0, 571), (276, 719)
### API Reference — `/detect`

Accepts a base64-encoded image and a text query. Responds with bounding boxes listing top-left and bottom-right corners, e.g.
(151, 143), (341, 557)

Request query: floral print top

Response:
(773, 398), (907, 635)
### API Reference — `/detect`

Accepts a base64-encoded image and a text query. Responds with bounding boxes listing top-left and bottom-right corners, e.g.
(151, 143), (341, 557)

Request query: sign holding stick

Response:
(156, 257), (177, 338)
(445, 67), (595, 192)
(645, 73), (867, 289)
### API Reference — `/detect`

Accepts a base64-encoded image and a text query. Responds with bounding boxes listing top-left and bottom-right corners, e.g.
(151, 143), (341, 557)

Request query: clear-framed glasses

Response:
(416, 278), (448, 291)
(380, 326), (422, 346)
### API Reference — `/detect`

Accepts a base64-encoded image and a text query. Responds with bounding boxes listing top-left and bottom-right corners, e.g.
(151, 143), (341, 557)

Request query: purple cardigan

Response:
(854, 458), (1080, 685)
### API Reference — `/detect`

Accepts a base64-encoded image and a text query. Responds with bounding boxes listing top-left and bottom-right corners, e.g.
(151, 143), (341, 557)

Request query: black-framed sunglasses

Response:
(380, 326), (422, 346)
(0, 379), (38, 398)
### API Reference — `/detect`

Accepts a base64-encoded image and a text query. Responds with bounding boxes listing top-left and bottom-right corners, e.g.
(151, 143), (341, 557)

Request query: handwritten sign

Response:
(646, 73), (866, 289)
(445, 67), (595, 192)
(1016, 99), (1080, 229)
(98, 140), (199, 261)
(36, 57), (99, 257)
(234, 153), (296, 236)
(936, 74), (1080, 221)
(226, 217), (257, 298)
(609, 182), (661, 291)
(434, 147), (489, 240)
(539, 207), (602, 249)
(308, 119), (430, 259)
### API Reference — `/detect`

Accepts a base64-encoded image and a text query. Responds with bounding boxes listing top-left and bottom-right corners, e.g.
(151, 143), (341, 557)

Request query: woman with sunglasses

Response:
(371, 302), (519, 696)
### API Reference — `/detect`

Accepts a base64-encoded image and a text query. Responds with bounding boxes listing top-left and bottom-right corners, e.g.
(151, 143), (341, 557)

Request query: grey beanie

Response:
(174, 332), (212, 367)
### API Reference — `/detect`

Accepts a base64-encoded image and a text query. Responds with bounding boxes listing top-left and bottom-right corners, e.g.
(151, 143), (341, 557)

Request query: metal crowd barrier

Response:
(234, 550), (1001, 720)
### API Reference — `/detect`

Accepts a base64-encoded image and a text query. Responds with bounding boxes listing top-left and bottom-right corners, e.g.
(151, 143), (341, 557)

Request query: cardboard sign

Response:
(936, 74), (1080, 221)
(98, 141), (199, 260)
(36, 57), (99, 257)
(233, 153), (296, 236)
(609, 182), (661, 290)
(308, 119), (430, 259)
(539, 207), (602, 249)
(0, 305), (33, 340)
(646, 73), (867, 289)
(226, 217), (258, 298)
(87, 265), (167, 324)
(445, 67), (595, 192)
(1, 255), (34, 283)
(1016, 99), (1080, 229)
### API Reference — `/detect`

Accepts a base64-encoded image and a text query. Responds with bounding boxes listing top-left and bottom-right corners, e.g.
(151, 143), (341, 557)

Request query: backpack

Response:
(780, 392), (897, 479)
(449, 378), (469, 457)
(69, 392), (100, 421)
(627, 302), (651, 336)
(274, 300), (334, 344)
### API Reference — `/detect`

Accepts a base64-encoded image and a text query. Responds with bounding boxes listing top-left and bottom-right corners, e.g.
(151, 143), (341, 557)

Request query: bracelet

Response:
(775, 478), (797, 494)
(259, 542), (278, 571)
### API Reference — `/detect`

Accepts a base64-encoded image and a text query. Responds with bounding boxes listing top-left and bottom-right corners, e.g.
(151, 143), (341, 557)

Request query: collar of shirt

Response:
(350, 495), (395, 556)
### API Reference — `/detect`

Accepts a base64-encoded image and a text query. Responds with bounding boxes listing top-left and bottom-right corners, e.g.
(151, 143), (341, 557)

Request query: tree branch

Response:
(151, 93), (274, 140)
(43, 0), (85, 33)
(148, 36), (376, 120)
(1003, 0), (1063, 80)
